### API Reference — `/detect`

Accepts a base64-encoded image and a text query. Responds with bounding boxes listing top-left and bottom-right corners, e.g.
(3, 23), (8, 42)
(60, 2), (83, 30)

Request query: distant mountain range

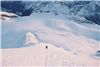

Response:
(1, 1), (100, 25)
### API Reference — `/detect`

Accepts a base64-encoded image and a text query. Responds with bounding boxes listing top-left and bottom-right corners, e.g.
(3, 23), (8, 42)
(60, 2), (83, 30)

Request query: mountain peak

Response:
(24, 32), (39, 46)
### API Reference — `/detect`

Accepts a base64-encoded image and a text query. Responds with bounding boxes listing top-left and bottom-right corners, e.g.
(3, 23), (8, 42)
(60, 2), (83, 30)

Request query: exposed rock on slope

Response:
(1, 1), (100, 25)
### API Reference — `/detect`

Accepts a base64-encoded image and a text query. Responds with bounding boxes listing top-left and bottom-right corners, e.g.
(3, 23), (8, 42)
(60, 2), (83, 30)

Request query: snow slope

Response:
(1, 12), (100, 66)
(2, 43), (99, 66)
(2, 13), (100, 48)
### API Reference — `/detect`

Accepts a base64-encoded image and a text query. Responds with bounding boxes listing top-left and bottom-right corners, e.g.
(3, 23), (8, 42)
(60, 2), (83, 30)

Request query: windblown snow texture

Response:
(1, 1), (100, 66)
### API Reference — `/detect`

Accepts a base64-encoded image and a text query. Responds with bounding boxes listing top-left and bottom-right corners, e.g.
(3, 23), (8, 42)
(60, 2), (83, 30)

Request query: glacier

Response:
(0, 1), (100, 66)
(1, 12), (100, 66)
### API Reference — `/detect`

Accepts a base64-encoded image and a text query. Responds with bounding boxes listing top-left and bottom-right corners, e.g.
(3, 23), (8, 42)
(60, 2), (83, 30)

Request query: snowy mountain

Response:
(1, 1), (100, 66)
(1, 12), (100, 48)
(78, 1), (100, 25)
(1, 1), (100, 25)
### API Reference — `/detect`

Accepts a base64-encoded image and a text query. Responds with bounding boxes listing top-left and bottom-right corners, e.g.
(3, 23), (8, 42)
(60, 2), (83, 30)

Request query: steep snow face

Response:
(78, 2), (99, 16)
(1, 13), (99, 50)
(24, 32), (39, 46)
(78, 1), (100, 25)
(1, 1), (100, 25)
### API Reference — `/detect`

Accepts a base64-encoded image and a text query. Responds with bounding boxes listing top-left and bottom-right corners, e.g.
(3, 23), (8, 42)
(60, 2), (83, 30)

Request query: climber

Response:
(45, 45), (48, 49)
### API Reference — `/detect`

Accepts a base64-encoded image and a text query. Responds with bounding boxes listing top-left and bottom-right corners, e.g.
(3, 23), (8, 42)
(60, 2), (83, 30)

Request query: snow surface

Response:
(24, 32), (39, 46)
(1, 43), (99, 66)
(1, 12), (100, 66)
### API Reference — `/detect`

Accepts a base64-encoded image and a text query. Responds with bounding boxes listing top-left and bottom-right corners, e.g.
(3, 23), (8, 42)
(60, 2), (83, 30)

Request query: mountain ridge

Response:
(1, 1), (100, 25)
